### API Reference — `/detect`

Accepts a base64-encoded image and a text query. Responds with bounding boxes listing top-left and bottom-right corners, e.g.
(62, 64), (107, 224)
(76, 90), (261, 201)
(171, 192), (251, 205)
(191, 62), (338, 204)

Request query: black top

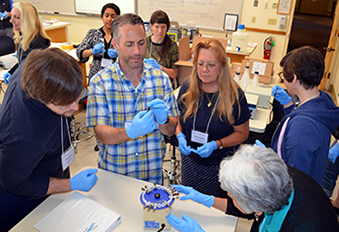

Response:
(177, 78), (250, 165)
(226, 166), (339, 231)
(0, 0), (12, 30)
(0, 62), (70, 200)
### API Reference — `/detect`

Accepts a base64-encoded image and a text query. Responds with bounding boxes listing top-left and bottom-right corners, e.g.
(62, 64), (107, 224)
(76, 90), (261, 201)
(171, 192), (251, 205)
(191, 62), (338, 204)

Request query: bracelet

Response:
(218, 139), (224, 149)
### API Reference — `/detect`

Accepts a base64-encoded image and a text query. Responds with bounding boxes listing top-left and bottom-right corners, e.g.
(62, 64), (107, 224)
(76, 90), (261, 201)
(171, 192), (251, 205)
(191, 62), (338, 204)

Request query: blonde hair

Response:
(13, 2), (50, 51)
(181, 39), (241, 124)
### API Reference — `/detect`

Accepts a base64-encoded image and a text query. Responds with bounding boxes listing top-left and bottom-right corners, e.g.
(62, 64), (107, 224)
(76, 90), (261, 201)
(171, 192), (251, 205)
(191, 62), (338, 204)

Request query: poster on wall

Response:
(277, 0), (292, 15)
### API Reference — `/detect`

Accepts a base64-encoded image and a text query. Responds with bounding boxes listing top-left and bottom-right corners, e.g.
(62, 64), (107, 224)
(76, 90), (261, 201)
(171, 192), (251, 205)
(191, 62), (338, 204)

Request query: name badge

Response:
(62, 146), (75, 171)
(191, 130), (208, 144)
(101, 58), (113, 68)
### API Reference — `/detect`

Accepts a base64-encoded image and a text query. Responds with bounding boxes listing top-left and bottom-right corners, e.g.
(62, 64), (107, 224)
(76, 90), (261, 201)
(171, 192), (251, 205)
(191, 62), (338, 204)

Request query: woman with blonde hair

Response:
(3, 1), (50, 84)
(176, 39), (250, 197)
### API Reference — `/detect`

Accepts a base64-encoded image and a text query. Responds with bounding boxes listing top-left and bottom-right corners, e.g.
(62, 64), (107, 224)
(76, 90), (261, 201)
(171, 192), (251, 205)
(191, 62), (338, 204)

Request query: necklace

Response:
(299, 92), (320, 107)
(205, 92), (216, 107)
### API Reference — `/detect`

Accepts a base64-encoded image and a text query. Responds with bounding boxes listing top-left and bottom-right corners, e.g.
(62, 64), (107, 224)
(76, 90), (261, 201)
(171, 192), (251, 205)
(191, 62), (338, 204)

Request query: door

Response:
(298, 0), (332, 16)
(320, 1), (339, 90)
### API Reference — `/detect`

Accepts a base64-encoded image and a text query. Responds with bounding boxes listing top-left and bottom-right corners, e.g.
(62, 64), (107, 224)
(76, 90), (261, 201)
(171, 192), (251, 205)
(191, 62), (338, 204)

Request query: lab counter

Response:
(10, 168), (238, 232)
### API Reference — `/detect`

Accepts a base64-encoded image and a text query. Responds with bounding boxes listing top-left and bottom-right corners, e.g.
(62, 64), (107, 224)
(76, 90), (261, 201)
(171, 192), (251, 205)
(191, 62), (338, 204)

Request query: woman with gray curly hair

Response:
(166, 145), (339, 232)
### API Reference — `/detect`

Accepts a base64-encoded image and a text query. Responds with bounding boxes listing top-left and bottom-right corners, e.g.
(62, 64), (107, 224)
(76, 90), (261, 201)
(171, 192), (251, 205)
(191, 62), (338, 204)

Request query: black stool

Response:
(162, 135), (181, 185)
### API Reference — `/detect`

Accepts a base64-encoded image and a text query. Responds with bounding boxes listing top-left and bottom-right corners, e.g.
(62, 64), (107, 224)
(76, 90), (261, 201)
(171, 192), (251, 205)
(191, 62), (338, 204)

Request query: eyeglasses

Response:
(278, 72), (284, 82)
(195, 62), (220, 72)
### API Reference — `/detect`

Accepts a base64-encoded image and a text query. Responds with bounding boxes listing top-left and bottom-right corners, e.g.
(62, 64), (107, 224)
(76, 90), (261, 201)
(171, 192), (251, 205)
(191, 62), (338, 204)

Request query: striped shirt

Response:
(86, 60), (178, 184)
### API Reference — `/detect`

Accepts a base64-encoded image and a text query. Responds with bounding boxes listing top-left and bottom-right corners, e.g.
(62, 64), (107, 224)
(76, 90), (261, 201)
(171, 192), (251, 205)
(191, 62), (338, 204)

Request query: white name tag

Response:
(61, 146), (75, 171)
(101, 58), (113, 68)
(191, 130), (208, 144)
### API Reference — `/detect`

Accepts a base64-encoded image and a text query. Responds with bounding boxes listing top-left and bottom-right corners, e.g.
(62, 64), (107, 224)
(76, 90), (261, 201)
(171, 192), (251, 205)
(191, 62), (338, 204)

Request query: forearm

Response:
(82, 49), (93, 59)
(46, 177), (71, 195)
(217, 122), (249, 149)
(162, 67), (178, 80)
(212, 197), (228, 212)
(159, 116), (178, 136)
(94, 125), (131, 145)
(175, 119), (183, 136)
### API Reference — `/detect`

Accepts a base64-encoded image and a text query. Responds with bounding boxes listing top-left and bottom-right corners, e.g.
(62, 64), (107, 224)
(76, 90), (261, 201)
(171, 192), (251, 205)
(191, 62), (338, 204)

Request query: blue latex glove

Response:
(2, 11), (8, 20)
(126, 110), (156, 139)
(144, 58), (161, 69)
(4, 72), (11, 84)
(107, 48), (119, 58)
(0, 12), (3, 19)
(70, 168), (98, 191)
(192, 141), (217, 158)
(166, 214), (205, 232)
(328, 141), (339, 163)
(177, 132), (192, 156)
(92, 43), (105, 55)
(172, 185), (214, 208)
(271, 85), (291, 105)
(254, 139), (266, 148)
(147, 99), (169, 124)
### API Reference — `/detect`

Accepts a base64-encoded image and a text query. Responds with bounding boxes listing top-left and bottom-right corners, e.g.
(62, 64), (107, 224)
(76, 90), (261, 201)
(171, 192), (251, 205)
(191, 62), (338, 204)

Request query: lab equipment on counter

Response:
(140, 183), (178, 230)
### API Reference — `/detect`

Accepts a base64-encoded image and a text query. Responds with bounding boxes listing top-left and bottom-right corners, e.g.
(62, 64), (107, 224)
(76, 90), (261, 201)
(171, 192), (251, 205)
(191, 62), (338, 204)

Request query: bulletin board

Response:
(137, 0), (243, 31)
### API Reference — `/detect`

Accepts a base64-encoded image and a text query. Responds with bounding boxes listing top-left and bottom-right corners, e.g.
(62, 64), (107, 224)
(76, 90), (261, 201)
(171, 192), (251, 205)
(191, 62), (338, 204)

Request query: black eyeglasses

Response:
(278, 72), (284, 82)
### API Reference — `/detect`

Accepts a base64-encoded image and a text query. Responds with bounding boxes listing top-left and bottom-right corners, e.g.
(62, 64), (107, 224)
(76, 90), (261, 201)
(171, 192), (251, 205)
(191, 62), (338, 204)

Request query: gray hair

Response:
(112, 13), (145, 44)
(219, 145), (293, 214)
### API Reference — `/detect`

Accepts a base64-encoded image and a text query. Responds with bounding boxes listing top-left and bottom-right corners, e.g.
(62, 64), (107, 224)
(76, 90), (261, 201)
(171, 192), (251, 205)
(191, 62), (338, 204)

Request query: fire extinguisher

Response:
(263, 36), (275, 60)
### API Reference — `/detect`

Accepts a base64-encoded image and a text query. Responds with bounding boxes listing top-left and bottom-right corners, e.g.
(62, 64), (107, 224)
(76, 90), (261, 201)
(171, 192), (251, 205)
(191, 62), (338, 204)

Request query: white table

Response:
(10, 168), (238, 232)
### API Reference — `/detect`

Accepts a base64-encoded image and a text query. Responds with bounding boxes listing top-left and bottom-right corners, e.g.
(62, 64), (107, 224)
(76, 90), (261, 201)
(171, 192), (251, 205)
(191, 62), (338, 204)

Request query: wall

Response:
(41, 0), (297, 73)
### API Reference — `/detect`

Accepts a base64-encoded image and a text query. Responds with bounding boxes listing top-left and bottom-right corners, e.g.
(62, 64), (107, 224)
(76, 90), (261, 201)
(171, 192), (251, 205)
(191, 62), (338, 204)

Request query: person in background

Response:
(76, 3), (120, 82)
(145, 10), (178, 84)
(86, 14), (178, 185)
(166, 145), (339, 232)
(0, 0), (13, 38)
(269, 46), (339, 185)
(0, 48), (98, 231)
(176, 39), (250, 198)
(3, 1), (50, 85)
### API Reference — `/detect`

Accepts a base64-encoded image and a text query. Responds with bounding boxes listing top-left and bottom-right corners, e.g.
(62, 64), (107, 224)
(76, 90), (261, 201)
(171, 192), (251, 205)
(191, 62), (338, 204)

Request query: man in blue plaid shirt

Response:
(86, 13), (179, 184)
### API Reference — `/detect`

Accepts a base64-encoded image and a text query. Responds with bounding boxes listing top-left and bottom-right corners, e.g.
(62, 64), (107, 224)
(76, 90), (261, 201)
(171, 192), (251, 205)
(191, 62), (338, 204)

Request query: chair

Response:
(0, 35), (15, 56)
(162, 135), (181, 185)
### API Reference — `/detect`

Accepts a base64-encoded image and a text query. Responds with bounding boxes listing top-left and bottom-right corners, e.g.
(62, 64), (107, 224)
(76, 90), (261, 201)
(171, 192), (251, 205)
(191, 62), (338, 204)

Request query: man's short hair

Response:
(112, 13), (145, 44)
(21, 48), (83, 106)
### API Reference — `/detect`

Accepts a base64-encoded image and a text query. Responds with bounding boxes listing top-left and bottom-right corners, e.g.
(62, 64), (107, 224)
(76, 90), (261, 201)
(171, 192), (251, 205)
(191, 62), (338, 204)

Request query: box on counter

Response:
(230, 57), (274, 84)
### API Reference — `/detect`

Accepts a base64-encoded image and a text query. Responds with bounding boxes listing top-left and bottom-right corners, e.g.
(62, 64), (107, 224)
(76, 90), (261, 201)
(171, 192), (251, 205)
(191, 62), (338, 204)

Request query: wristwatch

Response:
(218, 139), (224, 149)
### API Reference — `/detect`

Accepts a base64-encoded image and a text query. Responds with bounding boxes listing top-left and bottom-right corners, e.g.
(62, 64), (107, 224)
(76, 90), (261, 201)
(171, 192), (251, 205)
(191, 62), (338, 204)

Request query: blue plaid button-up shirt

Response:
(86, 60), (178, 184)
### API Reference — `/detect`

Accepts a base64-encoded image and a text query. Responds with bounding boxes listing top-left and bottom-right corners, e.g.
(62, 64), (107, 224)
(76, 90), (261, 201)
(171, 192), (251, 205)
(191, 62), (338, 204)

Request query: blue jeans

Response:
(321, 140), (339, 197)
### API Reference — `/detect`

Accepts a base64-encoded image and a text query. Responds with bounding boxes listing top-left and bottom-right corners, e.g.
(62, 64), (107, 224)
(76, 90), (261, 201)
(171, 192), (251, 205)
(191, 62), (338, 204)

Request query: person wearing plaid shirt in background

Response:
(86, 13), (178, 184)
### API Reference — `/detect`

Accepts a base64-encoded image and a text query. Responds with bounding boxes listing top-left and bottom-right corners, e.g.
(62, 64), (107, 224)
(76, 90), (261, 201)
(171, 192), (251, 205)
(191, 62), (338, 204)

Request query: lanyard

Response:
(192, 93), (220, 133)
(61, 116), (72, 153)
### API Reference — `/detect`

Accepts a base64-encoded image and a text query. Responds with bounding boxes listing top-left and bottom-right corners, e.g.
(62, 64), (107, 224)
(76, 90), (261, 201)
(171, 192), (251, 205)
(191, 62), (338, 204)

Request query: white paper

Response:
(251, 62), (266, 75)
(34, 192), (121, 232)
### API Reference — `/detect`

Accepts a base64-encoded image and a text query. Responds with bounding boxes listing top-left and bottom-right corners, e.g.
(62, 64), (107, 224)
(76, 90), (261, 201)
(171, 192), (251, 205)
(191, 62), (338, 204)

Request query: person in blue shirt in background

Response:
(269, 46), (339, 185)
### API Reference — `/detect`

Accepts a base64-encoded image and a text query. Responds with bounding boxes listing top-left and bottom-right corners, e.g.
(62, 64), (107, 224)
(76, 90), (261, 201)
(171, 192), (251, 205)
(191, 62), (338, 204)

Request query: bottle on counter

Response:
(240, 63), (251, 91)
(234, 67), (241, 85)
(250, 71), (260, 86)
(231, 24), (249, 52)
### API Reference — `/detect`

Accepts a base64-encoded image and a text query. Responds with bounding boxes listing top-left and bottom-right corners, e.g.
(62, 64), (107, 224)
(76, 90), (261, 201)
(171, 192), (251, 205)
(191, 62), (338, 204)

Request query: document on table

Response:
(0, 70), (8, 81)
(34, 192), (122, 232)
